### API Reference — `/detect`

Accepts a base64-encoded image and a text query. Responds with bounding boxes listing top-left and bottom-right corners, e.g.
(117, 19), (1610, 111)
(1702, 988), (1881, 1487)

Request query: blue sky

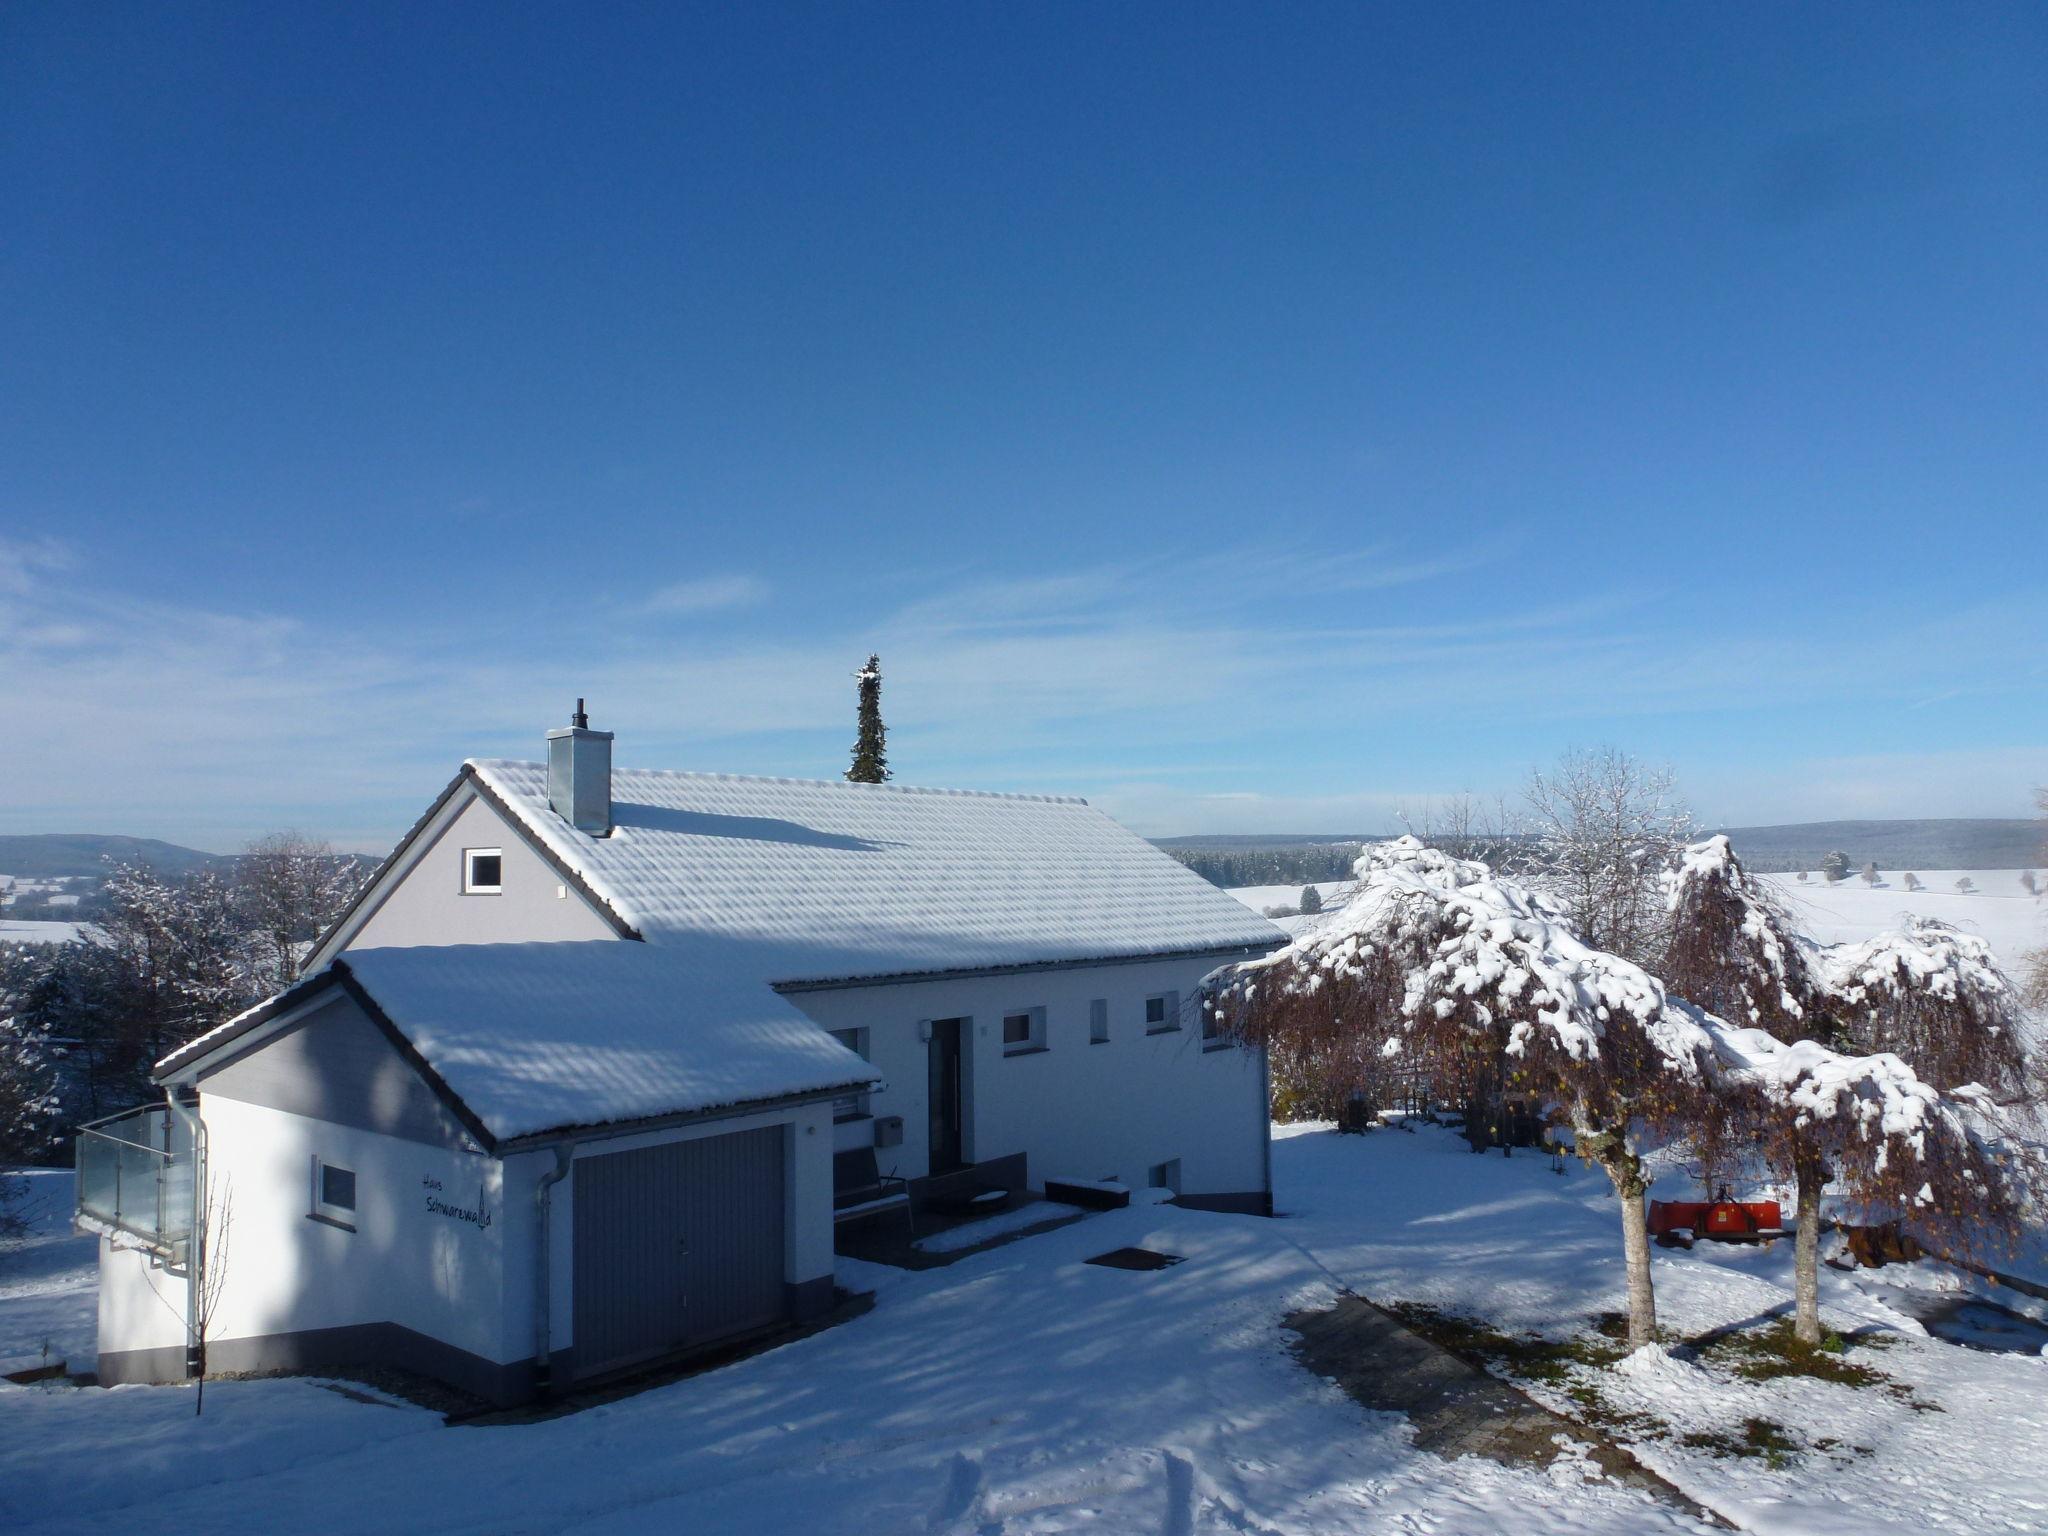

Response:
(2, 4), (2043, 851)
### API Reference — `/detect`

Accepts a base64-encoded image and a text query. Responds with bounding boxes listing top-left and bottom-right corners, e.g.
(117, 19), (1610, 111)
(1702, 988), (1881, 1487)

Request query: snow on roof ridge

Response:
(466, 757), (1090, 807)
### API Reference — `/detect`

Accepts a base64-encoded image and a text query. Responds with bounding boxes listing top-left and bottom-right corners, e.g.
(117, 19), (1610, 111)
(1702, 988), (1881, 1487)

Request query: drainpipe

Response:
(534, 1142), (575, 1397)
(164, 1089), (205, 1379)
(1258, 1045), (1274, 1217)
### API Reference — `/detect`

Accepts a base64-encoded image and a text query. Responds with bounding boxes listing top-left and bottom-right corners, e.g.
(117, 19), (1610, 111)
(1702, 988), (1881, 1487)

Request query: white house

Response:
(78, 708), (1282, 1404)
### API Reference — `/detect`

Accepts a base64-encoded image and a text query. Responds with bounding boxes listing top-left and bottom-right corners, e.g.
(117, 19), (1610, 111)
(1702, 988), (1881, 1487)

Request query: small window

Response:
(463, 848), (503, 894)
(1202, 1002), (1231, 1051)
(311, 1156), (357, 1229)
(1148, 1158), (1182, 1196)
(828, 1028), (871, 1120)
(1002, 1007), (1046, 1055)
(1144, 992), (1180, 1033)
(1089, 998), (1110, 1045)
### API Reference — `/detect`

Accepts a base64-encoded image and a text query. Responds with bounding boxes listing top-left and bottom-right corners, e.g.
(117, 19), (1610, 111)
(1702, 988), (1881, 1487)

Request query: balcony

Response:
(75, 1104), (199, 1264)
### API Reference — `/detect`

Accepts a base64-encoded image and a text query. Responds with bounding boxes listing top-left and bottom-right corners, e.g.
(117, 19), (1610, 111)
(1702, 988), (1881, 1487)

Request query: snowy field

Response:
(1231, 867), (2044, 968)
(0, 919), (92, 946)
(8, 1125), (2048, 1535)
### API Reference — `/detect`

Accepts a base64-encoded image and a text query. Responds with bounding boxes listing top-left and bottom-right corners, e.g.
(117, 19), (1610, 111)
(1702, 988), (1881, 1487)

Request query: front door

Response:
(927, 1017), (965, 1174)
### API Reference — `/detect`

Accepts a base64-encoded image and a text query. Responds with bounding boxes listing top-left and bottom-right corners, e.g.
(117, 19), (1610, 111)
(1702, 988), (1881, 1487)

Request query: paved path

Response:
(1287, 1295), (1729, 1525)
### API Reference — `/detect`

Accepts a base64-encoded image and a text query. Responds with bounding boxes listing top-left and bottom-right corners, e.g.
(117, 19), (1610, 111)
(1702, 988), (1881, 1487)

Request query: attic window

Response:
(463, 848), (503, 894)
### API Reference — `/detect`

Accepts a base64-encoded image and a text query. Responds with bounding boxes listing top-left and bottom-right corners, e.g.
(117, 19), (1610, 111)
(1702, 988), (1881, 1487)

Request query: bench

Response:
(834, 1147), (912, 1232)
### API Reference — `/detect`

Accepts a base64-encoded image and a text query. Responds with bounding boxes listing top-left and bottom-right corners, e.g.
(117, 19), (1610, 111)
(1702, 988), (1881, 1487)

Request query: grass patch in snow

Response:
(1695, 1319), (1939, 1412)
(1679, 1417), (1803, 1468)
(1384, 1303), (1667, 1439)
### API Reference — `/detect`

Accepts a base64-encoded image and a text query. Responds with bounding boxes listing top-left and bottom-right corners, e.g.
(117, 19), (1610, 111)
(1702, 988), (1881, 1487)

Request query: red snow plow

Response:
(1649, 1195), (1785, 1248)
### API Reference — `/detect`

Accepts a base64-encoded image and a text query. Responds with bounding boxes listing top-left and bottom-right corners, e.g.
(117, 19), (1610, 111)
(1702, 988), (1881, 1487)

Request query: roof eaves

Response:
(769, 936), (1285, 994)
(154, 967), (343, 1082)
(490, 1077), (882, 1154)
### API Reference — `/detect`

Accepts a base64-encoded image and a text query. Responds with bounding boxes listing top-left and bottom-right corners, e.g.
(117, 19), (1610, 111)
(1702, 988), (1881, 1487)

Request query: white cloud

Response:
(640, 574), (769, 615)
(3, 541), (2041, 849)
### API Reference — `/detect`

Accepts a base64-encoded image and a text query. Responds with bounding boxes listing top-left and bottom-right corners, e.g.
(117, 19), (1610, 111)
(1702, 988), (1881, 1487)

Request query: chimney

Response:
(546, 698), (613, 834)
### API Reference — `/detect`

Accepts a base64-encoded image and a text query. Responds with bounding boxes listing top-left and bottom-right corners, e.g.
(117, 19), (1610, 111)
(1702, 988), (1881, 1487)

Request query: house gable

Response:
(199, 990), (479, 1153)
(313, 777), (626, 967)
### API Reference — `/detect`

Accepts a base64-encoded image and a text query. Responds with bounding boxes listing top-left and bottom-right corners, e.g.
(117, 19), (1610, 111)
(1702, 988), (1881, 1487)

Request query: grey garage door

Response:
(571, 1125), (788, 1381)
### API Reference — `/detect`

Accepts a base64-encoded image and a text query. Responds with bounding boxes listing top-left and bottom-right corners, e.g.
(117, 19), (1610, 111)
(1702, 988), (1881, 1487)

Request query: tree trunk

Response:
(1792, 1139), (1827, 1346)
(1581, 1128), (1658, 1347)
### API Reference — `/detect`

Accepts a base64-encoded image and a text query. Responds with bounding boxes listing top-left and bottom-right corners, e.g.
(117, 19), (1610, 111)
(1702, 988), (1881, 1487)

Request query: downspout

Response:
(164, 1089), (205, 1379)
(1258, 1045), (1274, 1217)
(533, 1141), (575, 1396)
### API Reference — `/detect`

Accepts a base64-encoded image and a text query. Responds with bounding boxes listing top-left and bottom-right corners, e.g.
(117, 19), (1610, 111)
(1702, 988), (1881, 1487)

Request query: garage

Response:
(571, 1125), (790, 1381)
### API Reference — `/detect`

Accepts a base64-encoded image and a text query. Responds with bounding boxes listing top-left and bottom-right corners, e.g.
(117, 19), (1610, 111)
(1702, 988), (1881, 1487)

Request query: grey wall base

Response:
(99, 1273), (843, 1408)
(102, 1321), (533, 1406)
(1174, 1190), (1273, 1217)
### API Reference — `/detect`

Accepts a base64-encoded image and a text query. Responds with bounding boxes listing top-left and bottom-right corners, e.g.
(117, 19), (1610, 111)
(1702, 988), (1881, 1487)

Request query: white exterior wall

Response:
(186, 1094), (516, 1364)
(789, 954), (1268, 1200)
(507, 1099), (836, 1361)
(97, 1238), (192, 1362)
(345, 793), (618, 953)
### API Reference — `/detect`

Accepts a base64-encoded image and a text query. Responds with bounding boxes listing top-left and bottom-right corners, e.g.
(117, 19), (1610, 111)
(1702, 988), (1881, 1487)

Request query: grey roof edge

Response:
(490, 1079), (879, 1154)
(154, 967), (342, 1082)
(769, 938), (1284, 994)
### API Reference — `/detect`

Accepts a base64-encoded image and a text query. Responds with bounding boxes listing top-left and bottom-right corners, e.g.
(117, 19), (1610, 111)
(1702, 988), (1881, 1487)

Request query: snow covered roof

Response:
(161, 941), (881, 1145)
(467, 758), (1281, 985)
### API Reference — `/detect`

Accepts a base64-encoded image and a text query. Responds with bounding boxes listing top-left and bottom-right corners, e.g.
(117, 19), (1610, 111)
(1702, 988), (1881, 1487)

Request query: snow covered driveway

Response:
(3, 1158), (1705, 1536)
(6, 1129), (2046, 1535)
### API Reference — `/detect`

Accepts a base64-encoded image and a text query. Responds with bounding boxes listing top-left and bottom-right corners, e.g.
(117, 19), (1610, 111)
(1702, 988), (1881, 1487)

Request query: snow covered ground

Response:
(0, 919), (92, 946)
(8, 1126), (2047, 1535)
(1230, 868), (2044, 971)
(1762, 868), (2043, 967)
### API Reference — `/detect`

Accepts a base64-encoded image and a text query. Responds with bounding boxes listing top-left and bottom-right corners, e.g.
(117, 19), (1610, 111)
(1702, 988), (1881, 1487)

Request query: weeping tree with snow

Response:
(1825, 919), (2030, 1100)
(1661, 835), (1825, 1194)
(1664, 836), (2035, 1344)
(1715, 1032), (2028, 1344)
(1209, 837), (1723, 1347)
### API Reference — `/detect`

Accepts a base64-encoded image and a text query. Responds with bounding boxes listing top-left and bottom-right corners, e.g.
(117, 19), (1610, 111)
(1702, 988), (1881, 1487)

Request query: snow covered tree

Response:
(1861, 861), (1880, 886)
(1712, 1030), (2026, 1345)
(236, 833), (365, 992)
(0, 1008), (61, 1165)
(1297, 884), (1322, 916)
(846, 654), (890, 783)
(1903, 872), (1923, 892)
(1210, 837), (1723, 1346)
(1821, 851), (1851, 884)
(2022, 870), (2039, 897)
(1955, 876), (1976, 895)
(1824, 918), (2029, 1100)
(1520, 747), (1694, 968)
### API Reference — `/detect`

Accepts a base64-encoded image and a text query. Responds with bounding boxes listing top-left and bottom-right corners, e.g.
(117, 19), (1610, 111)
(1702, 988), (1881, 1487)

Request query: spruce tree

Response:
(847, 654), (890, 783)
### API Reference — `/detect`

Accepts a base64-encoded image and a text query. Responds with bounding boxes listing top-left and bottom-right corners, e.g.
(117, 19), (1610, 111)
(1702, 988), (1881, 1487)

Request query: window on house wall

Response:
(311, 1156), (357, 1228)
(1002, 1007), (1046, 1054)
(828, 1028), (871, 1119)
(1089, 998), (1110, 1044)
(463, 848), (503, 894)
(1144, 991), (1180, 1033)
(1202, 1001), (1231, 1051)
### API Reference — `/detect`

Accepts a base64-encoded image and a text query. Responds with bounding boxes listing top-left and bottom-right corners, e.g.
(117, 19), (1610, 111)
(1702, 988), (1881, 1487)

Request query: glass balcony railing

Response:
(76, 1105), (196, 1261)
